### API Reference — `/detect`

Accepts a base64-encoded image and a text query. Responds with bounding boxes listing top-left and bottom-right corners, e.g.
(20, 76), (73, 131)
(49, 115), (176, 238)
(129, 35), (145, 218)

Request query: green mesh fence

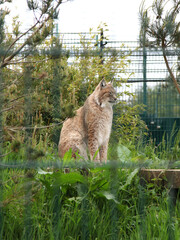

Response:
(57, 32), (180, 144)
(0, 31), (180, 239)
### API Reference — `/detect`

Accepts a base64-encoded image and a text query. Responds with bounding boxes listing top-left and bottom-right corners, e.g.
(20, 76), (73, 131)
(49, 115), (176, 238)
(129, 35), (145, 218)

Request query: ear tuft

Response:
(100, 79), (106, 89)
(108, 78), (114, 85)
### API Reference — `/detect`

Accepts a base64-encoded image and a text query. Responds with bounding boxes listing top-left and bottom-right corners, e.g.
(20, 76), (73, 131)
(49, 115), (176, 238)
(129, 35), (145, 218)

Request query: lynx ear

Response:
(108, 78), (114, 85)
(100, 78), (106, 89)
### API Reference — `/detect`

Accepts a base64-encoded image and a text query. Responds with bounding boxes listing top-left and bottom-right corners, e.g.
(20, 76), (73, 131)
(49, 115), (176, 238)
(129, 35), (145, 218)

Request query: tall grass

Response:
(1, 129), (180, 239)
(1, 159), (180, 239)
(108, 128), (180, 169)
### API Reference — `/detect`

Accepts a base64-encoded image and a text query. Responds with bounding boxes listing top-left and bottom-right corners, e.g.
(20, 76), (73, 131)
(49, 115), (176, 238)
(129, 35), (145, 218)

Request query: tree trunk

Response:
(162, 40), (180, 94)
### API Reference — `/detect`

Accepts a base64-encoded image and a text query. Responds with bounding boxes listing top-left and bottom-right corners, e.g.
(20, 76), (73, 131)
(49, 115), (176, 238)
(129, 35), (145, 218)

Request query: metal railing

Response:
(0, 31), (180, 239)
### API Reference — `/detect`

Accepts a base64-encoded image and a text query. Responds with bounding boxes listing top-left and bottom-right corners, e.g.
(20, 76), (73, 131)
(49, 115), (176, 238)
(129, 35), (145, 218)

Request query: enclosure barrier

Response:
(0, 31), (180, 239)
(57, 31), (180, 144)
(0, 160), (179, 239)
(1, 31), (180, 143)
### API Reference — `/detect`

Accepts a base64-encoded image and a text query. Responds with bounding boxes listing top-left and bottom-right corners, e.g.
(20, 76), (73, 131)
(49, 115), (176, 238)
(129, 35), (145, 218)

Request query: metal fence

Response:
(1, 30), (179, 144)
(58, 31), (180, 144)
(0, 31), (180, 239)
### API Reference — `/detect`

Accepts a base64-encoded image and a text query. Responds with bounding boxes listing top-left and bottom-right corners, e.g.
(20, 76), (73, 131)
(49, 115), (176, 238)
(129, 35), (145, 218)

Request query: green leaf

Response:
(63, 148), (73, 163)
(90, 178), (108, 192)
(39, 178), (53, 195)
(37, 168), (53, 175)
(54, 172), (85, 186)
(98, 191), (119, 204)
(170, 161), (180, 169)
(119, 168), (139, 190)
(117, 144), (131, 162)
(93, 149), (99, 161)
(67, 197), (83, 203)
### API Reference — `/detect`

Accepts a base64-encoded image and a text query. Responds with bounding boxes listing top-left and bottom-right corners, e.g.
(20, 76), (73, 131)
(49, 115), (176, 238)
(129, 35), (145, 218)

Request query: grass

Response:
(0, 131), (180, 239)
(1, 162), (180, 239)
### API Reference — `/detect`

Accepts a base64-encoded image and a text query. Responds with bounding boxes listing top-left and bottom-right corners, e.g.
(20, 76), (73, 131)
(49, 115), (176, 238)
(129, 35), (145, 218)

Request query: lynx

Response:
(58, 79), (117, 162)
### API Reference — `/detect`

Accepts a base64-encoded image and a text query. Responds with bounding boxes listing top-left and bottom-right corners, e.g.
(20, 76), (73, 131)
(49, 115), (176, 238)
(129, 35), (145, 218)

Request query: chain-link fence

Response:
(2, 31), (179, 145)
(58, 31), (180, 144)
(0, 30), (180, 239)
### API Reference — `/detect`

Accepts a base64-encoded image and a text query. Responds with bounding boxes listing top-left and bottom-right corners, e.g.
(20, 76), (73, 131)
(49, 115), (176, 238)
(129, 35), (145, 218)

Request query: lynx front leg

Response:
(99, 141), (108, 163)
(88, 139), (100, 162)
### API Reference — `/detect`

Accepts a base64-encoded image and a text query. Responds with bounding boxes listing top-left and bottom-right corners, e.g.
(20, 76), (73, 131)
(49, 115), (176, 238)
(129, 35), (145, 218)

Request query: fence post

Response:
(167, 188), (176, 240)
(0, 65), (3, 239)
(50, 44), (62, 239)
(99, 28), (107, 66)
(138, 177), (147, 240)
(51, 45), (61, 146)
(100, 28), (104, 64)
(109, 163), (119, 240)
(52, 187), (62, 240)
(23, 65), (33, 240)
(143, 45), (147, 108)
(142, 15), (147, 115)
(79, 183), (90, 240)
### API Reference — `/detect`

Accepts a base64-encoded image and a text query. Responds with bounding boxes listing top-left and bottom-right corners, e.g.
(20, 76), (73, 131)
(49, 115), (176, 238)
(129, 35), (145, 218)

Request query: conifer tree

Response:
(0, 0), (67, 68)
(139, 0), (180, 93)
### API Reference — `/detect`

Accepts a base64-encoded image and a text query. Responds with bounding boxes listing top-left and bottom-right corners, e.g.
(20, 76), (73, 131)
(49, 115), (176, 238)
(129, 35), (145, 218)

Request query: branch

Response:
(3, 95), (24, 107)
(162, 40), (180, 94)
(6, 57), (51, 66)
(0, 106), (14, 113)
(1, 21), (46, 68)
(0, 1), (63, 68)
(2, 20), (41, 63)
(0, 74), (23, 91)
(1, 120), (66, 132)
(0, 95), (24, 113)
(171, 1), (180, 19)
(0, 151), (13, 158)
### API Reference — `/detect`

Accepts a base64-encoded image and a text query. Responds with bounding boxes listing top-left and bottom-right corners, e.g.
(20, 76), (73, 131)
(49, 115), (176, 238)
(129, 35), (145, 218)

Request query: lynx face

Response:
(95, 80), (117, 107)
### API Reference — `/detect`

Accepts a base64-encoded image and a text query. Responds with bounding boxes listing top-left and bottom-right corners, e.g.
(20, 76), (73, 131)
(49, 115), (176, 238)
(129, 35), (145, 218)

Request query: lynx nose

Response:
(113, 94), (117, 102)
(109, 94), (117, 104)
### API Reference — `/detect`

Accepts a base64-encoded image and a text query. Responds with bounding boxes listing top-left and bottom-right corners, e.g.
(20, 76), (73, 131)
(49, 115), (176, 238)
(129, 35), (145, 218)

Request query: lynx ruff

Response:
(58, 79), (117, 163)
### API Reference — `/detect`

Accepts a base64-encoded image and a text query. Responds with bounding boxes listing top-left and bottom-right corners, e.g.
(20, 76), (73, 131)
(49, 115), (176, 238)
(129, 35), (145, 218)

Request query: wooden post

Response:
(140, 169), (180, 188)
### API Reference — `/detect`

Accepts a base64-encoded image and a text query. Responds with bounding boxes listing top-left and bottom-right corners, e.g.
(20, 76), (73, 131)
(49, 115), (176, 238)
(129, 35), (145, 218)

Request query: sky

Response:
(2, 0), (145, 41)
(58, 0), (142, 41)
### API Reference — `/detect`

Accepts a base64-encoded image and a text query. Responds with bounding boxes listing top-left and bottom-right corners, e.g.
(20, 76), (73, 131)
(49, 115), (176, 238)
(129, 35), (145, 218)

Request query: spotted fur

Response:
(58, 79), (117, 162)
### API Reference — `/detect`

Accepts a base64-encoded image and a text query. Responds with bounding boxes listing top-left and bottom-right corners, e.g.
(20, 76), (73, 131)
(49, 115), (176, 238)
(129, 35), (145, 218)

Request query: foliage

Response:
(112, 102), (147, 144)
(0, 0), (66, 68)
(134, 81), (180, 118)
(1, 120), (180, 239)
(139, 0), (180, 94)
(0, 2), (180, 238)
(0, 0), (71, 153)
(1, 142), (180, 239)
(139, 0), (180, 47)
(0, 21), (147, 152)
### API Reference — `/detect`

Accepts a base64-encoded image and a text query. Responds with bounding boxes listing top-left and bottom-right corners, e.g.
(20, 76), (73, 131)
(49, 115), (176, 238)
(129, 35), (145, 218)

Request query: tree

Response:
(139, 0), (180, 94)
(0, 0), (67, 68)
(0, 0), (72, 156)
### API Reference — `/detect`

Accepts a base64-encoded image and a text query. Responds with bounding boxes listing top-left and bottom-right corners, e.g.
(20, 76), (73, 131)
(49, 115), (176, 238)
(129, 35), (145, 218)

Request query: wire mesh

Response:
(56, 32), (180, 144)
(0, 31), (180, 239)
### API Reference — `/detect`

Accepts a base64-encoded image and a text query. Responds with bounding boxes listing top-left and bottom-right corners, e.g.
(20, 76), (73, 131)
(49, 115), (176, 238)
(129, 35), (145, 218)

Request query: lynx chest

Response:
(95, 108), (113, 147)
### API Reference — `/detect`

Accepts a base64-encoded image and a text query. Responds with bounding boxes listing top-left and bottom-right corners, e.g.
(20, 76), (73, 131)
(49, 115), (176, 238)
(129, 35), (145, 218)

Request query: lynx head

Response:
(94, 79), (117, 107)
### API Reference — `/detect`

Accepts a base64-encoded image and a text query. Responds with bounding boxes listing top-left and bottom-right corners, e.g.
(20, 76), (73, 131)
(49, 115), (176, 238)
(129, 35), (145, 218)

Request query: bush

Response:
(1, 26), (147, 151)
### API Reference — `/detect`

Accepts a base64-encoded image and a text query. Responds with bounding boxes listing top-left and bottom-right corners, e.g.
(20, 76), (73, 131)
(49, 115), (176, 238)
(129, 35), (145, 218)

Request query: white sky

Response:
(2, 0), (146, 41)
(59, 0), (142, 41)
